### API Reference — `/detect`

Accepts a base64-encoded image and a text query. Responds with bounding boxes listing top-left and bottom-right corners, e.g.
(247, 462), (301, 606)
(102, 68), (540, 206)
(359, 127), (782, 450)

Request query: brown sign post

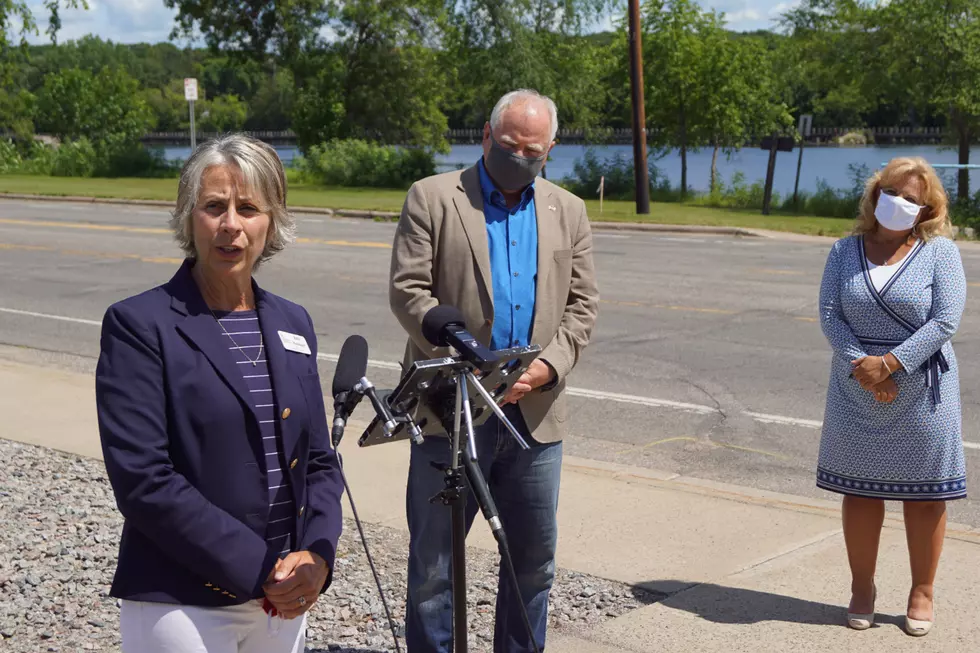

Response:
(760, 135), (794, 216)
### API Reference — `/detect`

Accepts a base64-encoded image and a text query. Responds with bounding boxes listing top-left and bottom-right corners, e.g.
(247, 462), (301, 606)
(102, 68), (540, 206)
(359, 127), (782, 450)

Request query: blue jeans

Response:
(405, 405), (562, 653)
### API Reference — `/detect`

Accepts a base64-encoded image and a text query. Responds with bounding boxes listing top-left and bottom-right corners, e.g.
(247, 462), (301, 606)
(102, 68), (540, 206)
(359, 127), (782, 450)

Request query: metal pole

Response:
(627, 0), (650, 215)
(792, 138), (805, 209)
(189, 100), (197, 151)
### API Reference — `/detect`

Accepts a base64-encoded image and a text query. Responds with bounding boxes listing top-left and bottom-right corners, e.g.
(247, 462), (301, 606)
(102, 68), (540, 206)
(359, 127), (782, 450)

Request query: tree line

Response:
(2, 0), (979, 199)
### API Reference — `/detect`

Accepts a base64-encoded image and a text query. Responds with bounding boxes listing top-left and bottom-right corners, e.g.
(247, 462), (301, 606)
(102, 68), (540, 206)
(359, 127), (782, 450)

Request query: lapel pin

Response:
(548, 205), (557, 212)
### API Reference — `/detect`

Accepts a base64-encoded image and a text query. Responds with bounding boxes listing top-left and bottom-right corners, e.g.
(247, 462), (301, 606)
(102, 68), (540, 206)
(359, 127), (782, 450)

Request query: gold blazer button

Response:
(281, 407), (291, 419)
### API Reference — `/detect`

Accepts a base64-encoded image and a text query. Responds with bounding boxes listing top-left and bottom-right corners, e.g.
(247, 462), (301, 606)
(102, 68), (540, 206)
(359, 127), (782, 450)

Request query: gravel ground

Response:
(0, 438), (662, 652)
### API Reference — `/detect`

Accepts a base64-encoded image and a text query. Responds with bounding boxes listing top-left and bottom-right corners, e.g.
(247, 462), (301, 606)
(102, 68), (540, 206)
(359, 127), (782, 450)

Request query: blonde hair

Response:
(855, 157), (952, 241)
(170, 134), (295, 265)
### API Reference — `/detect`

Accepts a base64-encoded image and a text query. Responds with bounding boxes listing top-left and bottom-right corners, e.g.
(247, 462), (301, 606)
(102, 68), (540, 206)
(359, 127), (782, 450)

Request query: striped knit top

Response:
(215, 310), (295, 558)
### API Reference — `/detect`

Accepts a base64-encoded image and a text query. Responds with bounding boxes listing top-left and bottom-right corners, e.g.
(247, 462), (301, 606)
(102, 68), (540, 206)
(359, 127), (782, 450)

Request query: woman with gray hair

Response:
(95, 134), (344, 652)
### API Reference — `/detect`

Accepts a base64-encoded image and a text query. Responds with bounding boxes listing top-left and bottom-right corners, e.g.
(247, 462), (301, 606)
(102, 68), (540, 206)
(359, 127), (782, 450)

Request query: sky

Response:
(18, 0), (800, 46)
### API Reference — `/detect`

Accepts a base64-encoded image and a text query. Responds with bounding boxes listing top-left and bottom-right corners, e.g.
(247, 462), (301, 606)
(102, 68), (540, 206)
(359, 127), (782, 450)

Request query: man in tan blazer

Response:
(389, 89), (598, 653)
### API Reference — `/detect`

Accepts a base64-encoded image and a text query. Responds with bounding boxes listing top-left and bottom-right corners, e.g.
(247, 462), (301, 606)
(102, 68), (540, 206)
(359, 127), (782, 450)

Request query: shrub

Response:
(1, 138), (178, 178)
(49, 138), (98, 177)
(95, 142), (179, 178)
(296, 139), (436, 188)
(0, 140), (22, 173)
(560, 148), (674, 201)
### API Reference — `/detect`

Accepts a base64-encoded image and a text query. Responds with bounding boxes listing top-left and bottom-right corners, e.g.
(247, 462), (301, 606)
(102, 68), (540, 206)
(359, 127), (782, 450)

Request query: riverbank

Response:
(0, 174), (855, 237)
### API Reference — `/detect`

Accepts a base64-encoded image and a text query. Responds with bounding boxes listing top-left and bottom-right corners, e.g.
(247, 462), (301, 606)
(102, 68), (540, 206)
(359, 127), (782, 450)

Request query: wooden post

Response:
(599, 175), (605, 215)
(762, 134), (778, 216)
(628, 0), (650, 215)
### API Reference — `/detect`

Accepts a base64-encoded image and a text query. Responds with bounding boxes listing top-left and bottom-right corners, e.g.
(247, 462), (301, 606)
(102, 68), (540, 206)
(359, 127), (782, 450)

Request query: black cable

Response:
(337, 454), (403, 653)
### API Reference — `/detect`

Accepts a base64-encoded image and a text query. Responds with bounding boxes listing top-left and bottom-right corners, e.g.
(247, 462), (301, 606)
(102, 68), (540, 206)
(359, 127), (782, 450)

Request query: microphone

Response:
(331, 335), (369, 447)
(358, 377), (398, 437)
(421, 305), (498, 371)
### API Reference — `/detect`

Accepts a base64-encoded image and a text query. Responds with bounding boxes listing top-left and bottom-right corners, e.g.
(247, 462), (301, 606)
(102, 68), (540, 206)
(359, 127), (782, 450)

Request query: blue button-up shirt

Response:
(478, 158), (538, 351)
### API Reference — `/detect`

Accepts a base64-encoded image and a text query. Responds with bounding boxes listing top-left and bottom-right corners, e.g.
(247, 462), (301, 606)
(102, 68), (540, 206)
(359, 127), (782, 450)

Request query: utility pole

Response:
(628, 0), (650, 215)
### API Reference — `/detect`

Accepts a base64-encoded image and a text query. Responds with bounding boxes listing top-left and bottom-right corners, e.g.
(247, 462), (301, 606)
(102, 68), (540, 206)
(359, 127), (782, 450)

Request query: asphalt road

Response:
(3, 198), (980, 526)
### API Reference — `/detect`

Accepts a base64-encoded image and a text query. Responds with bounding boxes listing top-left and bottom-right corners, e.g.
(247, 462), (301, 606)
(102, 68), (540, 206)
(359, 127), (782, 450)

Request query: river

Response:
(159, 143), (980, 197)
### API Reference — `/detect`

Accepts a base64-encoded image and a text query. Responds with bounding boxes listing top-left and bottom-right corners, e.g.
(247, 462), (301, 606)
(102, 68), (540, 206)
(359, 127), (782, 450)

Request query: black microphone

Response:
(331, 335), (369, 447)
(421, 305), (498, 370)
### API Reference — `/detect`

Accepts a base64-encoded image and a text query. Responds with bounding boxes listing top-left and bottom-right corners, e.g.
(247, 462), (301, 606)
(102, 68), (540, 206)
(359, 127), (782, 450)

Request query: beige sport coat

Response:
(388, 164), (599, 443)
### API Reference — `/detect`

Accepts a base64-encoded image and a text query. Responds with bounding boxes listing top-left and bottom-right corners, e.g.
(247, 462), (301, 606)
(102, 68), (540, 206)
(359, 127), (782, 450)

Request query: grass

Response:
(0, 174), (854, 237)
(587, 200), (854, 237)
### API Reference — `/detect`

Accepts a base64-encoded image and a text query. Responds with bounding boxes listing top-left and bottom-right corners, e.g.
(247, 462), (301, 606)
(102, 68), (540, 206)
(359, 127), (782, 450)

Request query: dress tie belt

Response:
(857, 337), (948, 405)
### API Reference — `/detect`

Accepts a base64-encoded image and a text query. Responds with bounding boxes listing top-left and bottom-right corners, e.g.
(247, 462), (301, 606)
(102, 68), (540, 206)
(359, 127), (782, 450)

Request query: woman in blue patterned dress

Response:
(817, 157), (966, 637)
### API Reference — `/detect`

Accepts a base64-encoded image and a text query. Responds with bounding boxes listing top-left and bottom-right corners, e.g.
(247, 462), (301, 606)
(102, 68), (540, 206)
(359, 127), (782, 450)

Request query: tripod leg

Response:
(459, 445), (542, 653)
(450, 483), (468, 653)
(450, 376), (468, 653)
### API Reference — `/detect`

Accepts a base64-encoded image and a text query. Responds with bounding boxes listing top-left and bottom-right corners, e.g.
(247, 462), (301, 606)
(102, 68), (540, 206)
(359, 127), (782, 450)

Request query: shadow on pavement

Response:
(631, 581), (862, 628)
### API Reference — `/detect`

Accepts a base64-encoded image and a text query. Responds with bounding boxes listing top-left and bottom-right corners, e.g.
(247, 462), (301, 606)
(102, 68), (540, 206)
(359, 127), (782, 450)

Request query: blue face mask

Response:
(484, 129), (547, 191)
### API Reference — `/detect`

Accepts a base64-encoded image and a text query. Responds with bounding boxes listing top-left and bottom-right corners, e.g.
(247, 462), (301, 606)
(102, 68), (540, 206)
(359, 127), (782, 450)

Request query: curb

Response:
(589, 221), (763, 237)
(562, 455), (980, 544)
(0, 192), (772, 237)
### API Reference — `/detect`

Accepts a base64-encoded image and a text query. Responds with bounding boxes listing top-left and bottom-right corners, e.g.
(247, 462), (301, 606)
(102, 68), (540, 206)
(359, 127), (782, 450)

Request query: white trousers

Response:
(120, 599), (307, 653)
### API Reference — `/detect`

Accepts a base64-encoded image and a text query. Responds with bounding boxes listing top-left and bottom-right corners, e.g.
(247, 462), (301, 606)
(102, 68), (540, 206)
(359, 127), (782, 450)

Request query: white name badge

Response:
(278, 331), (311, 355)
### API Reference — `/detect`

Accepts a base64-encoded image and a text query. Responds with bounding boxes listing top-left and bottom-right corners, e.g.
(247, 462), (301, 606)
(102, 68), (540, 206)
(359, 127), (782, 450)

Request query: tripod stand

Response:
(359, 347), (542, 653)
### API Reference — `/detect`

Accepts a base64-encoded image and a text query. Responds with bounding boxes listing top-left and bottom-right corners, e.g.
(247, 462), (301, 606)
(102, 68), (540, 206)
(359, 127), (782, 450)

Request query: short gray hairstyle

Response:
(170, 134), (295, 265)
(489, 89), (559, 143)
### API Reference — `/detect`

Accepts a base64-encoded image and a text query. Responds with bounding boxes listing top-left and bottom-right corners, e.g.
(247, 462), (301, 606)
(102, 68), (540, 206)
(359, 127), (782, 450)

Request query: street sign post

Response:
(793, 114), (813, 207)
(184, 78), (198, 150)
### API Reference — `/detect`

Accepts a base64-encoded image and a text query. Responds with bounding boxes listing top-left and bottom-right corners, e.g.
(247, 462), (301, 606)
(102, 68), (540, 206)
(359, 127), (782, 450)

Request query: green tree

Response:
(245, 67), (295, 130)
(878, 0), (980, 201)
(777, 1), (887, 127)
(142, 79), (188, 131)
(0, 87), (35, 142)
(701, 35), (792, 191)
(441, 0), (620, 131)
(167, 0), (450, 150)
(34, 66), (154, 147)
(199, 94), (248, 132)
(640, 0), (718, 197)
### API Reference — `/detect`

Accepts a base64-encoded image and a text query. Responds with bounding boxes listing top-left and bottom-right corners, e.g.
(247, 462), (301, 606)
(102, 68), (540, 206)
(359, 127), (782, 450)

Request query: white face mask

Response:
(875, 191), (923, 232)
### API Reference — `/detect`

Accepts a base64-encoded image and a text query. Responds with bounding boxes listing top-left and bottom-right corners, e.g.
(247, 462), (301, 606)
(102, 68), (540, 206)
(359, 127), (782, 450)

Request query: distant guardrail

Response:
(6, 126), (953, 148)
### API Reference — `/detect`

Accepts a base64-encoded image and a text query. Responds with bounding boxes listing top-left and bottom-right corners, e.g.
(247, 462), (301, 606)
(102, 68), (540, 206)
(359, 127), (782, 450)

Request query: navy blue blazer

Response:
(96, 259), (344, 606)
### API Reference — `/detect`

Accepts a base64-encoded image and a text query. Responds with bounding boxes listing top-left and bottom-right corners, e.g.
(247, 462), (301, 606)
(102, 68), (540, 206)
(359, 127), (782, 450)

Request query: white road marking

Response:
(317, 352), (401, 371)
(0, 307), (102, 326)
(744, 411), (823, 429)
(5, 305), (979, 450)
(564, 386), (717, 414)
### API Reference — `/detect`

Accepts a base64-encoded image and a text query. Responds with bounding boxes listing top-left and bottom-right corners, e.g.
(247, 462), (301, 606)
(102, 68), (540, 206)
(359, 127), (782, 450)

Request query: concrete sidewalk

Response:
(2, 355), (979, 652)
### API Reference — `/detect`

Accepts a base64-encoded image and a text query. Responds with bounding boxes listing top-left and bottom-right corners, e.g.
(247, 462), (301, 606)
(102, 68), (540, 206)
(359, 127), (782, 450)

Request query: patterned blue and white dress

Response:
(817, 235), (967, 501)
